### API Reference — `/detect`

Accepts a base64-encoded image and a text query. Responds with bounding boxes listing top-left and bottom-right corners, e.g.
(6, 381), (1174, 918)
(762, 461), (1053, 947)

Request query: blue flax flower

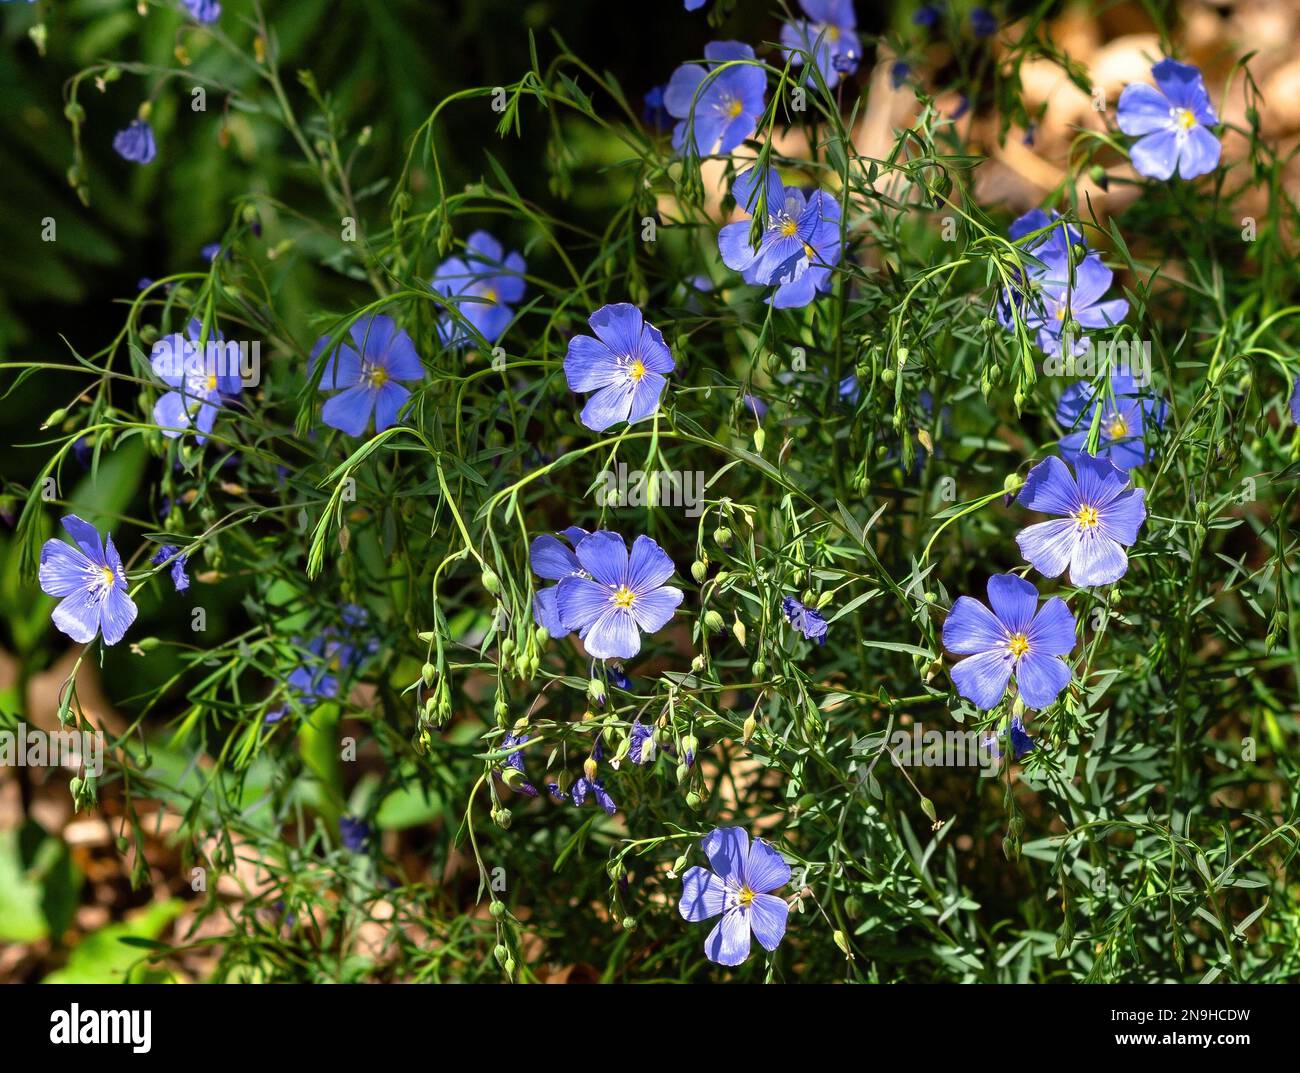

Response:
(430, 231), (526, 347)
(1009, 716), (1035, 759)
(664, 42), (766, 157)
(1016, 455), (1147, 587)
(499, 733), (539, 797)
(150, 544), (190, 593)
(1290, 377), (1300, 424)
(151, 319), (243, 444)
(643, 85), (671, 131)
(684, 0), (705, 9)
(1020, 251), (1128, 357)
(113, 119), (156, 164)
(942, 574), (1076, 710)
(312, 314), (424, 437)
(529, 527), (589, 638)
(39, 515), (138, 646)
(563, 304), (675, 432)
(1057, 373), (1166, 471)
(779, 1), (861, 87)
(679, 826), (790, 967)
(718, 167), (843, 308)
(781, 596), (827, 645)
(555, 531), (683, 660)
(1117, 59), (1220, 181)
(182, 0), (220, 21)
(568, 746), (616, 813)
(914, 4), (942, 26)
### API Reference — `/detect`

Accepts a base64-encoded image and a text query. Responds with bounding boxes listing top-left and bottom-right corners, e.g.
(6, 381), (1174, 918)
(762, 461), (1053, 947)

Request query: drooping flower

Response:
(970, 7), (996, 37)
(942, 574), (1076, 710)
(555, 531), (683, 660)
(741, 394), (768, 420)
(781, 596), (827, 645)
(312, 314), (424, 437)
(181, 0), (220, 22)
(430, 231), (526, 347)
(663, 41), (767, 157)
(779, 0), (861, 88)
(1008, 208), (1080, 263)
(1009, 716), (1035, 759)
(150, 544), (190, 593)
(339, 816), (370, 853)
(569, 747), (616, 814)
(1117, 59), (1220, 181)
(113, 119), (156, 164)
(563, 304), (674, 432)
(1057, 373), (1167, 471)
(629, 719), (656, 765)
(530, 527), (589, 639)
(679, 826), (790, 967)
(717, 167), (843, 309)
(1015, 455), (1147, 586)
(201, 242), (222, 263)
(39, 515), (138, 646)
(499, 732), (539, 797)
(150, 319), (243, 445)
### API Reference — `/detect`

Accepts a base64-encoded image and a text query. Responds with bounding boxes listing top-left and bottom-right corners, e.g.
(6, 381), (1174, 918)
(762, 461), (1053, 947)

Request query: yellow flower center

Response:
(779, 217), (799, 237)
(612, 585), (636, 609)
(1176, 108), (1197, 130)
(826, 26), (841, 42)
(738, 886), (756, 907)
(1075, 504), (1099, 529)
(365, 365), (389, 388)
(206, 373), (218, 391)
(481, 286), (498, 304)
(1007, 633), (1030, 658)
(627, 358), (646, 383)
(100, 565), (117, 589)
(725, 97), (744, 118)
(1107, 414), (1128, 438)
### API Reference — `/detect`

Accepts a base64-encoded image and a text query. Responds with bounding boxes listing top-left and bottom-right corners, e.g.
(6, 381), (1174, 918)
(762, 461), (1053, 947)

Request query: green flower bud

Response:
(691, 654), (706, 673)
(535, 625), (550, 645)
(481, 568), (501, 594)
(421, 662), (436, 686)
(751, 659), (765, 677)
(713, 526), (732, 546)
(501, 767), (528, 792)
(494, 944), (509, 965)
(587, 678), (606, 705)
(691, 559), (708, 584)
(490, 900), (506, 919)
(731, 616), (747, 647)
(703, 610), (725, 633)
(753, 427), (766, 452)
(685, 790), (703, 810)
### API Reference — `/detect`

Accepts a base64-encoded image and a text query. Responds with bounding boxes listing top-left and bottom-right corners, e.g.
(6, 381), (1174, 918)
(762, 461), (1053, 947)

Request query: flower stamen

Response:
(1075, 504), (1099, 529)
(1007, 633), (1030, 658)
(611, 585), (636, 609)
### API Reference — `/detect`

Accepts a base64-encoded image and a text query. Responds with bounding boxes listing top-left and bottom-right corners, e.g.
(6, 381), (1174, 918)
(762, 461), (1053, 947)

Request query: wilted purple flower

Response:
(499, 733), (539, 797)
(608, 662), (632, 690)
(1009, 716), (1035, 759)
(780, 0), (861, 87)
(312, 314), (424, 437)
(529, 526), (588, 639)
(201, 242), (222, 263)
(1057, 373), (1167, 471)
(430, 231), (526, 347)
(742, 394), (768, 420)
(664, 41), (767, 157)
(113, 119), (156, 164)
(1117, 59), (1220, 181)
(1015, 455), (1147, 586)
(555, 531), (683, 660)
(718, 167), (843, 309)
(890, 60), (910, 89)
(781, 596), (827, 645)
(563, 304), (674, 432)
(39, 515), (138, 646)
(339, 816), (369, 852)
(150, 544), (190, 593)
(182, 0), (221, 21)
(679, 826), (790, 967)
(571, 750), (616, 814)
(942, 574), (1076, 710)
(629, 719), (656, 764)
(151, 319), (243, 444)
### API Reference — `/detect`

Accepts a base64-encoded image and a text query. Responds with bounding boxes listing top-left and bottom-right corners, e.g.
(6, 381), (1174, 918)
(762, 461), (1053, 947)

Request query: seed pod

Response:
(691, 559), (708, 584)
(481, 568), (501, 594)
(421, 662), (436, 686)
(703, 610), (725, 633)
